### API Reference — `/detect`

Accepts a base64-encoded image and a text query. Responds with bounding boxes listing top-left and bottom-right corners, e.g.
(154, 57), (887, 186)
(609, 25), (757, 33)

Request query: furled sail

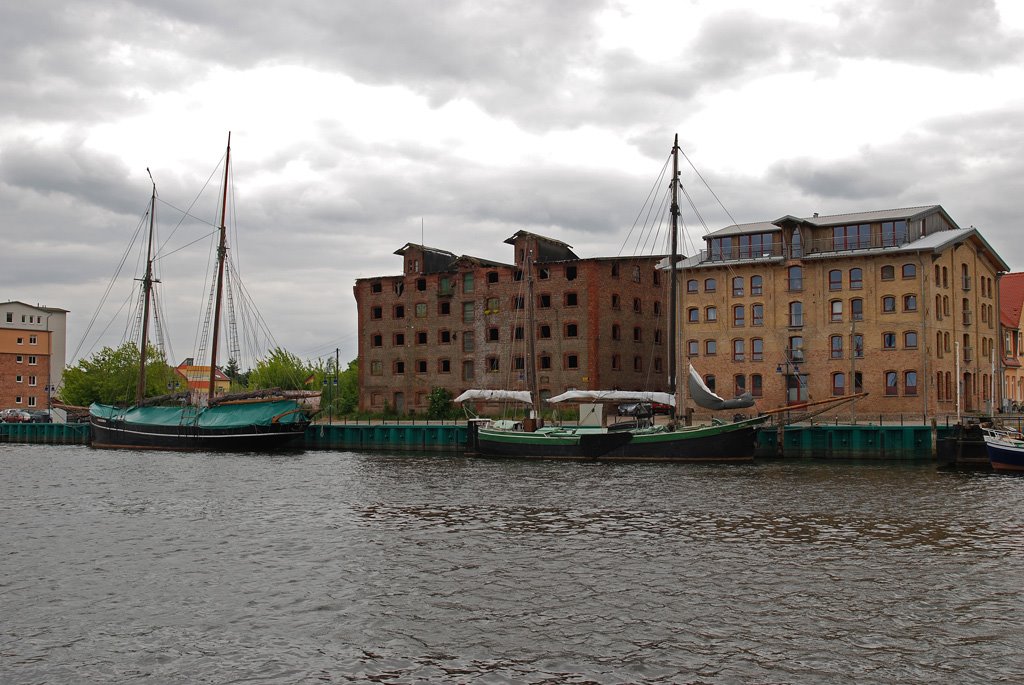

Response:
(454, 389), (533, 404)
(688, 364), (755, 410)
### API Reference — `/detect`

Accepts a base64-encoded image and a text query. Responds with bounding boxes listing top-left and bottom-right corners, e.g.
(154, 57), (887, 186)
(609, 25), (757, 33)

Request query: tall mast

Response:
(525, 248), (541, 425)
(135, 175), (158, 405)
(669, 134), (682, 416)
(208, 133), (231, 402)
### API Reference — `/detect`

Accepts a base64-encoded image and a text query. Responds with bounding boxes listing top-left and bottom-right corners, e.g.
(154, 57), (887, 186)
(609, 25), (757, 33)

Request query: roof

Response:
(707, 205), (945, 238)
(0, 300), (69, 313)
(1000, 272), (1024, 329)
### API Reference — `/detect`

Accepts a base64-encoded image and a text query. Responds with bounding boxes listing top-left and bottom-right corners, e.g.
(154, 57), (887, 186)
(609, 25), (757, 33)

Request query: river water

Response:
(1, 445), (1022, 684)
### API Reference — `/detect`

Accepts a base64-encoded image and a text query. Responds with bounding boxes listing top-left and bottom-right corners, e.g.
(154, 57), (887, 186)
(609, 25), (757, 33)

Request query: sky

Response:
(3, 0), (1024, 370)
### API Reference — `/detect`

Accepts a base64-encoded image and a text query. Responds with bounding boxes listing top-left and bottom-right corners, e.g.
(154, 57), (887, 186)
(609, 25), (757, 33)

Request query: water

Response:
(2, 445), (1022, 684)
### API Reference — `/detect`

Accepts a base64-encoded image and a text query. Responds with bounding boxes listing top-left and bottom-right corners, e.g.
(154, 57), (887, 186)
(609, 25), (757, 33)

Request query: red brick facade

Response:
(354, 232), (670, 414)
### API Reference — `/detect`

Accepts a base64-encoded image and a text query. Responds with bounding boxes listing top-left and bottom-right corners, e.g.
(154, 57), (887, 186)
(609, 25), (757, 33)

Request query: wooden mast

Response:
(207, 133), (231, 403)
(135, 175), (158, 405)
(668, 134), (684, 419)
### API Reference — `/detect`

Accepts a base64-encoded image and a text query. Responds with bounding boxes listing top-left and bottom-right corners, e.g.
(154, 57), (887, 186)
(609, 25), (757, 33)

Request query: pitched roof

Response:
(1000, 272), (1024, 329)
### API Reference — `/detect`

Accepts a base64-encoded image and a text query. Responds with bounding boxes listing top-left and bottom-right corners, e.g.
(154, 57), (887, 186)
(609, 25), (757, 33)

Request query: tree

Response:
(247, 347), (311, 390)
(427, 387), (458, 419)
(60, 342), (176, 406)
(222, 357), (248, 392)
(308, 358), (359, 417)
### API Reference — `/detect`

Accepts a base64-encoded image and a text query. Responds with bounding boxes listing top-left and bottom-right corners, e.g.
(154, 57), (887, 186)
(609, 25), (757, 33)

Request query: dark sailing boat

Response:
(464, 135), (768, 461)
(89, 135), (318, 450)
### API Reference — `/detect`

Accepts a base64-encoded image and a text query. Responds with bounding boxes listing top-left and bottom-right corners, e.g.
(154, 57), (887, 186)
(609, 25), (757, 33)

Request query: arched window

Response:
(733, 305), (745, 327)
(789, 301), (803, 327)
(849, 268), (863, 289)
(750, 275), (763, 295)
(787, 266), (803, 291)
(881, 265), (895, 280)
(830, 335), (844, 359)
(704, 278), (717, 292)
(832, 372), (846, 396)
(902, 263), (916, 279)
(732, 276), (744, 296)
(732, 339), (745, 361)
(829, 269), (842, 290)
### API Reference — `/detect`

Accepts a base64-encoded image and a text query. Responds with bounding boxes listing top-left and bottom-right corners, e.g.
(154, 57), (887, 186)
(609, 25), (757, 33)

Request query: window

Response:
(372, 334), (383, 348)
(513, 295), (525, 310)
(565, 292), (578, 306)
(883, 332), (896, 350)
(394, 361), (405, 375)
(462, 301), (474, 323)
(487, 271), (498, 284)
(439, 359), (451, 373)
(832, 372), (845, 396)
(565, 323), (578, 338)
(633, 356), (643, 371)
(539, 325), (552, 339)
(881, 265), (895, 281)
(611, 263), (620, 278)
(416, 331), (428, 345)
(463, 331), (475, 353)
(394, 305), (405, 319)
(416, 360), (428, 374)
(787, 266), (803, 291)
(751, 338), (764, 361)
(885, 371), (898, 396)
(633, 327), (642, 342)
(487, 357), (500, 372)
(16, 337), (23, 345)
(882, 220), (907, 246)
(439, 301), (451, 316)
(654, 329), (663, 345)
(882, 296), (896, 313)
(853, 334), (864, 358)
(829, 270), (842, 291)
(415, 303), (427, 318)
(705, 306), (717, 322)
(416, 278), (427, 292)
(439, 330), (451, 344)
(832, 224), (870, 250)
(904, 331), (918, 349)
(27, 397), (36, 407)
(830, 300), (843, 322)
(902, 264), (916, 279)
(903, 294), (917, 312)
(565, 266), (577, 280)
(705, 375), (716, 392)
(732, 339), (745, 361)
(734, 374), (746, 395)
(633, 298), (642, 313)
(566, 354), (579, 369)
(789, 301), (803, 327)
(611, 324), (621, 341)
(538, 294), (551, 308)
(612, 354), (621, 370)
(487, 327), (499, 342)
(751, 374), (763, 397)
(16, 355), (23, 364)
(653, 301), (661, 316)
(463, 360), (474, 381)
(705, 339), (717, 356)
(732, 276), (744, 296)
(849, 268), (863, 290)
(540, 355), (552, 370)
(393, 333), (405, 346)
(788, 336), (804, 362)
(394, 280), (405, 295)
(752, 304), (764, 327)
(733, 305), (745, 327)
(905, 371), (918, 396)
(687, 339), (699, 356)
(611, 294), (620, 309)
(751, 275), (763, 296)
(538, 268), (549, 280)
(371, 306), (383, 320)
(688, 308), (699, 323)
(371, 361), (382, 376)
(687, 279), (698, 293)
(632, 266), (641, 283)
(961, 264), (971, 291)
(851, 298), (863, 321)
(705, 278), (717, 292)
(831, 335), (844, 359)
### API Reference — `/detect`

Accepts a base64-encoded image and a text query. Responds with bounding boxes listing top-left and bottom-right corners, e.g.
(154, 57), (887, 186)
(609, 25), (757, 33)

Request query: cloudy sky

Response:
(3, 0), (1024, 369)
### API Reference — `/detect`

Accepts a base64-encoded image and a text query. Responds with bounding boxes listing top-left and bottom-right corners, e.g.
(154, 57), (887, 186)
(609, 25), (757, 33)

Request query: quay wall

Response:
(0, 421), (980, 460)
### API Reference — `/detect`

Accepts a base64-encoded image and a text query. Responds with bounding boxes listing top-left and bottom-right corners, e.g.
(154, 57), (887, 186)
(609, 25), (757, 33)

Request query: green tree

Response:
(247, 347), (311, 390)
(427, 387), (457, 419)
(308, 358), (359, 418)
(60, 342), (176, 406)
(222, 357), (248, 392)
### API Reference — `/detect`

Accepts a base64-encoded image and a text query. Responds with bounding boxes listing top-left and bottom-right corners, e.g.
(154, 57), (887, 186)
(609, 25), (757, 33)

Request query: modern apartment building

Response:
(0, 301), (68, 413)
(353, 232), (670, 414)
(677, 206), (1010, 417)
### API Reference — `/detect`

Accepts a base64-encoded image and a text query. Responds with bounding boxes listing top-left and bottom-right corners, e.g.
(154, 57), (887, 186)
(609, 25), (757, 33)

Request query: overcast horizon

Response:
(3, 0), (1023, 369)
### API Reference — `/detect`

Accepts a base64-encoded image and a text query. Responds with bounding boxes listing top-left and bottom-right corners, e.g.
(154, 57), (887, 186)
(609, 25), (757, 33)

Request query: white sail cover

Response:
(688, 364), (755, 410)
(546, 390), (676, 405)
(453, 389), (533, 404)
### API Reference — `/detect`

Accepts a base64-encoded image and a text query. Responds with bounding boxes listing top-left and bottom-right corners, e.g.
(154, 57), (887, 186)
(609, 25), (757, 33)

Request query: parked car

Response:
(28, 411), (52, 423)
(650, 402), (674, 415)
(1, 408), (33, 423)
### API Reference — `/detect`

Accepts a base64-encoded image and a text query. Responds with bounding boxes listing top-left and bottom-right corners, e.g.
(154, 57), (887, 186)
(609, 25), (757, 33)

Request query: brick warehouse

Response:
(353, 231), (670, 414)
(677, 205), (1010, 417)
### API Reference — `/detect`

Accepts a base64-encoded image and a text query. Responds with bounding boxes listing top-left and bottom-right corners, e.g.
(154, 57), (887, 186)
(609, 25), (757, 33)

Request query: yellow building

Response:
(677, 206), (1009, 420)
(174, 358), (231, 397)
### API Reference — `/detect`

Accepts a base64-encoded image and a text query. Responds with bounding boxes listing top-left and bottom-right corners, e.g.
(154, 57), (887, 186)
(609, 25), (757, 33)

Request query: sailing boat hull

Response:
(469, 418), (762, 462)
(89, 401), (309, 451)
